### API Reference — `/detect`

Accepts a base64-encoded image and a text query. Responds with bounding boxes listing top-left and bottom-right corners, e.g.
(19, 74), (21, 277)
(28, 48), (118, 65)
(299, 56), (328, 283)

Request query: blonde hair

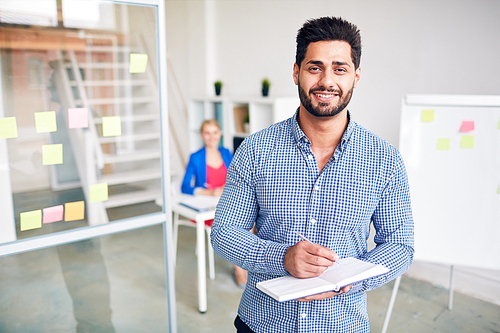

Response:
(200, 119), (221, 132)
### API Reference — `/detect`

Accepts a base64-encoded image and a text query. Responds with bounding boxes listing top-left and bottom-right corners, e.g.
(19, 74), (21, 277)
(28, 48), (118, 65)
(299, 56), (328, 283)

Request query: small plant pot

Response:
(262, 87), (269, 97)
(215, 86), (221, 96)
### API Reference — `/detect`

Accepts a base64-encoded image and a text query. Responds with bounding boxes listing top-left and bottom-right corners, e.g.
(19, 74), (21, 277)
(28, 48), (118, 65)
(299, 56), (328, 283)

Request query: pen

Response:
(294, 231), (341, 264)
(294, 231), (314, 244)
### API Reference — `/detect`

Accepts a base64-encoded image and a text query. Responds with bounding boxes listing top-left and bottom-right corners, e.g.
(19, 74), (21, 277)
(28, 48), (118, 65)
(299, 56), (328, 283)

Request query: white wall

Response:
(168, 0), (500, 147)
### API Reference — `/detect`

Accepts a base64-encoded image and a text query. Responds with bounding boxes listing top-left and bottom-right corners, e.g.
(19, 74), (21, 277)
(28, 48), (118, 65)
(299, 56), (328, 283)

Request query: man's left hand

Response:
(295, 285), (352, 302)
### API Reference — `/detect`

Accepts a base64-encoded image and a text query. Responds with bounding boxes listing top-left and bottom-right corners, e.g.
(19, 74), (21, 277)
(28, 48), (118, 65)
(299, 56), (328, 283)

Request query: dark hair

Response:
(295, 17), (362, 69)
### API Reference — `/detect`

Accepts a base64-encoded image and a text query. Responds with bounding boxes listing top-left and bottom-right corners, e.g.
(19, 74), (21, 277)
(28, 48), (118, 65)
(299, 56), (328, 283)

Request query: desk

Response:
(170, 195), (217, 313)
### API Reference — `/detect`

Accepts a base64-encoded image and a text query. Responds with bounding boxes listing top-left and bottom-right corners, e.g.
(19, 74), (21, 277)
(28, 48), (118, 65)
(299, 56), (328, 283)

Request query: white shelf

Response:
(188, 96), (299, 153)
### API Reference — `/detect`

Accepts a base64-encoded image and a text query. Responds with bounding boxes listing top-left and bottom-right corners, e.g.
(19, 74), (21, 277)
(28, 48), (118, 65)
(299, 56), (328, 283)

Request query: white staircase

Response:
(50, 34), (163, 225)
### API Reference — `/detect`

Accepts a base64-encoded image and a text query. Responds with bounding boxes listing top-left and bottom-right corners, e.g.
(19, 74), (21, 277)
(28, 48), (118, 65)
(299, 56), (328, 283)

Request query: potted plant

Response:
(243, 114), (250, 133)
(214, 81), (223, 96)
(261, 78), (270, 97)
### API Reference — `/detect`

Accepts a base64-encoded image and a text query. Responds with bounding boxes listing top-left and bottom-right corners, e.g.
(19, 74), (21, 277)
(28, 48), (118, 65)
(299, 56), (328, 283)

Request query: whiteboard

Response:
(399, 94), (500, 271)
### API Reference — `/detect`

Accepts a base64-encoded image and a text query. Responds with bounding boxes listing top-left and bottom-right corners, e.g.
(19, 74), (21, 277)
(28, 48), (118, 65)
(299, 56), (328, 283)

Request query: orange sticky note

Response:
(102, 116), (121, 137)
(42, 144), (63, 165)
(43, 205), (64, 223)
(20, 210), (42, 231)
(89, 183), (108, 202)
(35, 111), (57, 133)
(0, 117), (18, 138)
(460, 121), (474, 132)
(65, 201), (85, 221)
(68, 108), (89, 129)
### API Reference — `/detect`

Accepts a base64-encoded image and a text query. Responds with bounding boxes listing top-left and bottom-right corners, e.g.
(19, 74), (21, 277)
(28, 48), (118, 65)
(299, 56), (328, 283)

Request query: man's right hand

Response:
(284, 241), (339, 278)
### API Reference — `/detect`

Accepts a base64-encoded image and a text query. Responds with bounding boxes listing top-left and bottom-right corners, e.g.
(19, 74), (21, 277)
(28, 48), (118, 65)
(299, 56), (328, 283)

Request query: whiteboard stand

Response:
(381, 275), (402, 333)
(448, 265), (455, 310)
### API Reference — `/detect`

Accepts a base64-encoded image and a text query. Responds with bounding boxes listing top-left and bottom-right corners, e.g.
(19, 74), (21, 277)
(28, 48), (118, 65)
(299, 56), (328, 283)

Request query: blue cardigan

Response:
(181, 146), (233, 195)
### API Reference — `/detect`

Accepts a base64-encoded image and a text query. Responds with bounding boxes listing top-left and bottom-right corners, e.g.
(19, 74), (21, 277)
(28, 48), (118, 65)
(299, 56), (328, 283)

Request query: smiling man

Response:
(211, 17), (414, 333)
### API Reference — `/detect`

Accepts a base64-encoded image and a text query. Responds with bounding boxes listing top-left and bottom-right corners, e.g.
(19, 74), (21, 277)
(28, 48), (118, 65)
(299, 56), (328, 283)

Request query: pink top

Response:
(206, 163), (227, 189)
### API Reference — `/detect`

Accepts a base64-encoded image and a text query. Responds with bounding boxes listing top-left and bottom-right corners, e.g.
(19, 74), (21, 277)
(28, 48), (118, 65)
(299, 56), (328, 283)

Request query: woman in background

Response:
(181, 119), (248, 287)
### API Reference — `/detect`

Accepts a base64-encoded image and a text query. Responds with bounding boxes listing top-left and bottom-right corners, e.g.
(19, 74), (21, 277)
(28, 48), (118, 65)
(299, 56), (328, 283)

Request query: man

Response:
(211, 16), (414, 333)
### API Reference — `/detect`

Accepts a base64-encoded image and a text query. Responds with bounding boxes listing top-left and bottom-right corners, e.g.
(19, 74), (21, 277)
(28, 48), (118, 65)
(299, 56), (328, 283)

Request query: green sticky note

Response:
(89, 183), (108, 202)
(498, 118), (500, 130)
(437, 138), (450, 150)
(20, 210), (42, 231)
(0, 117), (18, 138)
(42, 144), (63, 165)
(35, 111), (57, 133)
(129, 53), (148, 73)
(421, 109), (434, 122)
(460, 135), (474, 148)
(498, 184), (500, 194)
(102, 116), (121, 137)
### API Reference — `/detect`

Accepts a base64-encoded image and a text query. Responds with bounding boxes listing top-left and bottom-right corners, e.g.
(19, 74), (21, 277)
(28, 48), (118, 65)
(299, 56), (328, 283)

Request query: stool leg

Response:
(173, 213), (179, 266)
(206, 227), (215, 280)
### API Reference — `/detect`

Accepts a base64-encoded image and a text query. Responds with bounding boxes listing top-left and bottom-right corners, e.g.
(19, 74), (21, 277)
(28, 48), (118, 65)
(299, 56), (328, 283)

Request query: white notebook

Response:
(179, 196), (219, 212)
(256, 257), (390, 302)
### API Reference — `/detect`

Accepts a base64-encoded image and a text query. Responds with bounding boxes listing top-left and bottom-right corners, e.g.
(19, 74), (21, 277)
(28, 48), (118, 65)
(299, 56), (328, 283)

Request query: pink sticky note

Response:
(43, 205), (64, 223)
(460, 121), (475, 132)
(68, 108), (89, 129)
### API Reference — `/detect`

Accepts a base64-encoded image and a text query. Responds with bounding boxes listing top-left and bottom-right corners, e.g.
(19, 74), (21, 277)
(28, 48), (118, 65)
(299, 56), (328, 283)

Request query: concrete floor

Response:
(1, 195), (499, 332)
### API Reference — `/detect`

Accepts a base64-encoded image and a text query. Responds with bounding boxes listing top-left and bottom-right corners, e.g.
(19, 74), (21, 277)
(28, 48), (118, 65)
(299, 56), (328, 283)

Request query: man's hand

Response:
(284, 240), (339, 278)
(296, 285), (352, 302)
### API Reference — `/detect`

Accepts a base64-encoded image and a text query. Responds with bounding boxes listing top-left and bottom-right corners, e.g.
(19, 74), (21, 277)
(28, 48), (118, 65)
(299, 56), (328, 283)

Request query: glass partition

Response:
(0, 0), (163, 242)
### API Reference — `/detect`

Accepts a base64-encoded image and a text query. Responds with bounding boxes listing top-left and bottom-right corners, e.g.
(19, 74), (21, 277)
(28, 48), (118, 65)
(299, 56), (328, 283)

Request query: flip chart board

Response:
(399, 95), (500, 270)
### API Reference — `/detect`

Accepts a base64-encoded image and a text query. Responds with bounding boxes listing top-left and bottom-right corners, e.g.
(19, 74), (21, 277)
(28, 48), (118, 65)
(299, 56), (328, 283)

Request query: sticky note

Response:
(90, 183), (108, 202)
(42, 144), (63, 165)
(437, 138), (450, 150)
(65, 201), (85, 221)
(0, 117), (18, 138)
(460, 135), (474, 148)
(102, 116), (121, 137)
(460, 121), (474, 132)
(129, 53), (148, 73)
(498, 184), (500, 194)
(43, 205), (63, 224)
(68, 108), (89, 129)
(421, 110), (434, 122)
(498, 118), (500, 130)
(20, 210), (42, 231)
(35, 111), (57, 133)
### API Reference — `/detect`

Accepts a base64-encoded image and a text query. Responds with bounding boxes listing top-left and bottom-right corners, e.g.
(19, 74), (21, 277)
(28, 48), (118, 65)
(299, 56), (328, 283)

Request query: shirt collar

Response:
(291, 109), (356, 151)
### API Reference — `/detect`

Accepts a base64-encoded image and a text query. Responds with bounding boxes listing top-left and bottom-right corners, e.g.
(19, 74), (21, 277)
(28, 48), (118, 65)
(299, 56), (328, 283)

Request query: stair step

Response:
(66, 62), (128, 69)
(98, 168), (162, 185)
(103, 187), (162, 208)
(99, 132), (160, 144)
(94, 114), (158, 124)
(70, 79), (149, 87)
(103, 149), (161, 164)
(83, 45), (132, 53)
(86, 96), (155, 105)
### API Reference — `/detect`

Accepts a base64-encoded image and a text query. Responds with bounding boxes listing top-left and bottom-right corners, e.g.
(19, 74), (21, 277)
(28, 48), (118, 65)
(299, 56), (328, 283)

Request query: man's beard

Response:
(298, 80), (354, 118)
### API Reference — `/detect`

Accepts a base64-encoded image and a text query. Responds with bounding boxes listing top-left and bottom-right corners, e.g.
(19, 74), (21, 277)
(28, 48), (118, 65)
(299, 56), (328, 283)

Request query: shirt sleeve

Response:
(350, 151), (414, 294)
(211, 139), (290, 276)
(181, 154), (198, 195)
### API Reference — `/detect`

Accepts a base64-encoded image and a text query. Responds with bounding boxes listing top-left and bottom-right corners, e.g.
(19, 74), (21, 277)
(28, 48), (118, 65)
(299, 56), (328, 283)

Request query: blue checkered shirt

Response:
(211, 110), (414, 333)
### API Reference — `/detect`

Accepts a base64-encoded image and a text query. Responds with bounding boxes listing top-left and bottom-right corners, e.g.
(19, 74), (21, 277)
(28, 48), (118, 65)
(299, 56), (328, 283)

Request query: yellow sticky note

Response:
(497, 118), (500, 130)
(42, 144), (63, 165)
(0, 117), (18, 138)
(65, 201), (85, 221)
(129, 53), (148, 73)
(421, 109), (434, 122)
(102, 116), (121, 137)
(498, 184), (500, 194)
(90, 183), (108, 202)
(460, 135), (474, 148)
(35, 111), (57, 133)
(437, 138), (450, 150)
(20, 210), (42, 231)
